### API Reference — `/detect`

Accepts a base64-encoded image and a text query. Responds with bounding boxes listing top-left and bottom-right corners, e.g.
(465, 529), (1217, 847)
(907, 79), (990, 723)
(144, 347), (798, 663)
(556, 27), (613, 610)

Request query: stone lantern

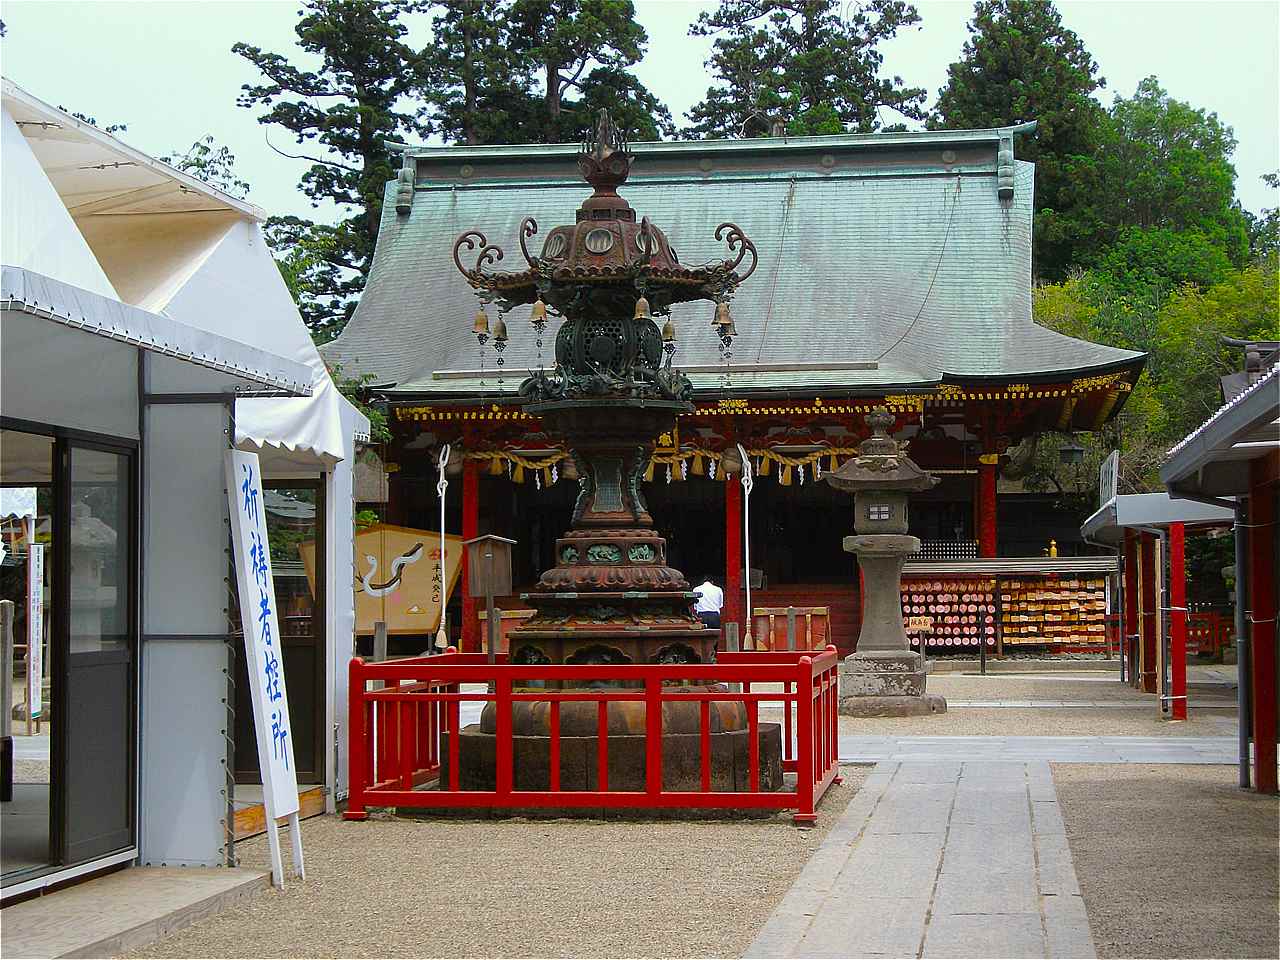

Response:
(825, 407), (946, 716)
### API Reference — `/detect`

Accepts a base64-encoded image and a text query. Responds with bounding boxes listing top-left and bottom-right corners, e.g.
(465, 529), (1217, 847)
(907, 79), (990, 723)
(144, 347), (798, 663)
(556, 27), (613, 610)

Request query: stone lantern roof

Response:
(826, 408), (938, 494)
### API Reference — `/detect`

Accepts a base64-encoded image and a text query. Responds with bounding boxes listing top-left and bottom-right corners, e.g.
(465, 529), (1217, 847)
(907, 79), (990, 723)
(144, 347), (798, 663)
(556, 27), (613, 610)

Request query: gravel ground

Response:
(126, 769), (865, 960)
(922, 672), (1235, 705)
(838, 707), (1237, 737)
(1054, 764), (1279, 959)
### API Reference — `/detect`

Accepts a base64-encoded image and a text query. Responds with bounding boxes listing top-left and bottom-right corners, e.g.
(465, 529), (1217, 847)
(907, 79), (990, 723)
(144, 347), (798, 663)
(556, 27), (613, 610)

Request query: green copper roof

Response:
(323, 128), (1144, 397)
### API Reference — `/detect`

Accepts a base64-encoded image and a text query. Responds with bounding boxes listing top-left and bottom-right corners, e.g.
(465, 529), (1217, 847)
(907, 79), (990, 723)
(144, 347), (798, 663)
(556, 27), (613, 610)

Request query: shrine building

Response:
(323, 124), (1146, 656)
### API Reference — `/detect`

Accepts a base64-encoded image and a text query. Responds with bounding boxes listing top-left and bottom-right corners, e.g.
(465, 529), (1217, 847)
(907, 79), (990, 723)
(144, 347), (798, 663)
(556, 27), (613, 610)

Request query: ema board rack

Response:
(901, 556), (1120, 652)
(901, 578), (997, 647)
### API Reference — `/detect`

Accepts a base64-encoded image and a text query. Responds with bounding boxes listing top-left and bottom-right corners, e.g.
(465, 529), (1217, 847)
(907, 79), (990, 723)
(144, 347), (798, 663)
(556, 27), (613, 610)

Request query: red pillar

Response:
(460, 458), (480, 653)
(977, 454), (998, 558)
(1140, 532), (1158, 694)
(1248, 456), (1277, 794)
(1124, 530), (1140, 687)
(724, 476), (744, 634)
(1170, 522), (1188, 720)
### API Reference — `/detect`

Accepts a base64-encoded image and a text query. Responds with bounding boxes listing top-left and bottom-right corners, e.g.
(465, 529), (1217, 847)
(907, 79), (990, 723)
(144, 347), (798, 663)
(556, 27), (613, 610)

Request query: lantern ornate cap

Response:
(451, 108), (757, 314)
(825, 406), (938, 493)
(577, 109), (633, 216)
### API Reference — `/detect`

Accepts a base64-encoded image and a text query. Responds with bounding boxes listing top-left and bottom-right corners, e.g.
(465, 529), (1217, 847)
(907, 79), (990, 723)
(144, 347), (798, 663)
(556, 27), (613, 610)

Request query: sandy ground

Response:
(1054, 764), (1279, 959)
(126, 769), (865, 960)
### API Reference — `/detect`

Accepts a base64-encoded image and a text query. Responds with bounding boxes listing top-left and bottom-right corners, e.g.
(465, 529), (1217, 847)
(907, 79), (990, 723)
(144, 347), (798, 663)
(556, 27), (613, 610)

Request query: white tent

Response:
(3, 78), (369, 809)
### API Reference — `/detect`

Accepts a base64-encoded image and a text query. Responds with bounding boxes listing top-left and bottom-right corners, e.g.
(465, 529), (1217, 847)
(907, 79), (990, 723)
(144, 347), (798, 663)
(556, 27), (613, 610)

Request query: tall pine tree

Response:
(929, 0), (1106, 279)
(233, 0), (431, 336)
(685, 0), (926, 139)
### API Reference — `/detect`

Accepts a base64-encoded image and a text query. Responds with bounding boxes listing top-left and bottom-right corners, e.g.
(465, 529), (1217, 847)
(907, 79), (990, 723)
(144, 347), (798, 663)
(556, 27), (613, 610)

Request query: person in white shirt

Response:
(694, 574), (724, 629)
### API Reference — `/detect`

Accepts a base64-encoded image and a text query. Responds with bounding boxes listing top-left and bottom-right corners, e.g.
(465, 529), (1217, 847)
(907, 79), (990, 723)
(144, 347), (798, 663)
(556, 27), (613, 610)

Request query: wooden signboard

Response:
(300, 523), (463, 636)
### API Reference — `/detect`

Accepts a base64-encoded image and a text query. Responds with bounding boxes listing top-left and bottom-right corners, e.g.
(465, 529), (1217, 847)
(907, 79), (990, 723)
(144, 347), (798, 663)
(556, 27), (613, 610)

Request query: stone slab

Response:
(838, 693), (948, 717)
(747, 760), (1096, 959)
(0, 866), (268, 959)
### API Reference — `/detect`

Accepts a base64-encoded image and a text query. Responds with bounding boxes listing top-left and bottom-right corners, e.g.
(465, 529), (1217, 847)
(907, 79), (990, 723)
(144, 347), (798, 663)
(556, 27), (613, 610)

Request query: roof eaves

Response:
(389, 122), (1038, 164)
(2, 77), (266, 222)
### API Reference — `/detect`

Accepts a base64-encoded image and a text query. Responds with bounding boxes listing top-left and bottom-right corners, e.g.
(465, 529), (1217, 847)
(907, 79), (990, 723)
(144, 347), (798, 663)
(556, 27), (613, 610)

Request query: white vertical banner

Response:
(26, 533), (44, 718)
(225, 449), (304, 887)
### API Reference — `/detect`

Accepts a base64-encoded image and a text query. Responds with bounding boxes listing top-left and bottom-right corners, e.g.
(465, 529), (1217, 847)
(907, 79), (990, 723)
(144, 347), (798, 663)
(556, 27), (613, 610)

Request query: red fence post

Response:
(495, 672), (513, 796)
(645, 676), (662, 796)
(344, 658), (368, 821)
(794, 656), (816, 825)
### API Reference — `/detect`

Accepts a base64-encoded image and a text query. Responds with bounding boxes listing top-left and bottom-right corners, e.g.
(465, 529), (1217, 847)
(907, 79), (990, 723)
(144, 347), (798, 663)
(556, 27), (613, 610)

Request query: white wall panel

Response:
(1, 311), (137, 438)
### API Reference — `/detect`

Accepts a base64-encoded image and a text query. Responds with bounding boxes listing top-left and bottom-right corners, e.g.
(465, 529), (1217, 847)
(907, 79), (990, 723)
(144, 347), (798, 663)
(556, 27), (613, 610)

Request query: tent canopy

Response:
(2, 79), (369, 464)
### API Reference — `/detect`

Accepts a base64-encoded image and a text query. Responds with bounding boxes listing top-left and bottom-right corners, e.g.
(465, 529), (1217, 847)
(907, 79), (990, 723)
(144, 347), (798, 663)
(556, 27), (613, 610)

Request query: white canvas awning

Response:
(2, 80), (369, 463)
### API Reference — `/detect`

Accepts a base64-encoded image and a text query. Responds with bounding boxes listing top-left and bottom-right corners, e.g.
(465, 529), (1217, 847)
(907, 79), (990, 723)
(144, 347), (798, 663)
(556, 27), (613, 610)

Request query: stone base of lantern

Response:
(838, 651), (948, 717)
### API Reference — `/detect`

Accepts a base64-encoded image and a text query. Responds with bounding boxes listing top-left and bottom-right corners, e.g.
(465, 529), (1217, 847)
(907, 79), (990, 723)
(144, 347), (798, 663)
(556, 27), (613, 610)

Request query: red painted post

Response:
(461, 458), (480, 652)
(1170, 523), (1188, 720)
(1140, 533), (1158, 694)
(645, 676), (663, 796)
(1248, 458), (1277, 794)
(495, 673), (513, 796)
(793, 657), (816, 825)
(1123, 531), (1139, 686)
(977, 452), (999, 558)
(399, 697), (414, 788)
(725, 476), (744, 632)
(344, 658), (368, 820)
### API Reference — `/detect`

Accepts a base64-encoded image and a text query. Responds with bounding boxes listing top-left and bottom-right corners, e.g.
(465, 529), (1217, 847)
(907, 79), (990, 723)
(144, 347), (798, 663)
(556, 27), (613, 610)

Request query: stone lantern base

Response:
(838, 651), (947, 716)
(836, 534), (948, 718)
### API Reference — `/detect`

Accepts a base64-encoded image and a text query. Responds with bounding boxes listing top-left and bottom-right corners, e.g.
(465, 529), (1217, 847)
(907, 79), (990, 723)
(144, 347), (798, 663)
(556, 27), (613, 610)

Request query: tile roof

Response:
(322, 130), (1144, 397)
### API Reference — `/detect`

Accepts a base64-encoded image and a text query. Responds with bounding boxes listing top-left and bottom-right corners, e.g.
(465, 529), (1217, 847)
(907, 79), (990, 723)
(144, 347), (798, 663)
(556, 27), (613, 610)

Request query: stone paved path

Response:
(838, 734), (1237, 764)
(745, 761), (1094, 959)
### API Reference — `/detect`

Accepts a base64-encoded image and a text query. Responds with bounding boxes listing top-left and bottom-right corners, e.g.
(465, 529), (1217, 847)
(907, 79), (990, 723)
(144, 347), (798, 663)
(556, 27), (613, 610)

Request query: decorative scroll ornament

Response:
(450, 107), (759, 404)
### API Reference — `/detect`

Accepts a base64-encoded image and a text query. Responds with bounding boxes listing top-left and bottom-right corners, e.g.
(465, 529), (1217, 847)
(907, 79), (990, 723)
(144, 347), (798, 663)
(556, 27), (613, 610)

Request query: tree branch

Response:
(265, 131), (361, 174)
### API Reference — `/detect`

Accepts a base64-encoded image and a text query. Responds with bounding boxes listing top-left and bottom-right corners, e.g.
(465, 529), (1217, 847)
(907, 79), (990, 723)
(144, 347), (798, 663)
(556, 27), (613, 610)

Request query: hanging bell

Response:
(530, 299), (547, 324)
(714, 301), (732, 327)
(661, 318), (676, 343)
(472, 305), (490, 337)
(491, 313), (509, 344)
(560, 457), (579, 482)
(634, 295), (652, 321)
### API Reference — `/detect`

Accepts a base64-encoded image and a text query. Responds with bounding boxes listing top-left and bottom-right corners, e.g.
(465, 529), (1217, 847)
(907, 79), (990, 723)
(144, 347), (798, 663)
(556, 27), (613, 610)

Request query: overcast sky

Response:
(2, 0), (1276, 224)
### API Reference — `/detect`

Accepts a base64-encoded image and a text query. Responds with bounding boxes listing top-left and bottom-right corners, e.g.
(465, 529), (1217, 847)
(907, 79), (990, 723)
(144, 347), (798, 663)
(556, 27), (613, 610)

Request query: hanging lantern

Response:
(492, 313), (509, 344)
(472, 305), (490, 337)
(634, 295), (652, 321)
(530, 298), (547, 325)
(661, 318), (676, 343)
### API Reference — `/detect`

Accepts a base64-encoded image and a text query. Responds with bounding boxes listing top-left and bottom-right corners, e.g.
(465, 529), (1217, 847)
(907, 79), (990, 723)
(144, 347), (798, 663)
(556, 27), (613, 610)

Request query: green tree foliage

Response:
(1246, 172), (1280, 262)
(1089, 77), (1249, 268)
(685, 0), (926, 139)
(930, 0), (1106, 279)
(426, 0), (672, 144)
(160, 136), (251, 199)
(233, 0), (432, 333)
(1032, 262), (1279, 492)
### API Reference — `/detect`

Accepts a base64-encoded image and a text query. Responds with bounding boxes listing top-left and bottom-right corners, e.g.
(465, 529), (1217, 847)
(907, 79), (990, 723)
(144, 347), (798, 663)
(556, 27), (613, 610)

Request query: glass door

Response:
(60, 444), (135, 864)
(1, 430), (55, 883)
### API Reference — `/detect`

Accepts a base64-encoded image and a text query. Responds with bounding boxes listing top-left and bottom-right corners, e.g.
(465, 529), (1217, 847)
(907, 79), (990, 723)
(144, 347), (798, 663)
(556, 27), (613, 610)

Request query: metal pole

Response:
(980, 617), (987, 675)
(435, 444), (451, 651)
(737, 443), (753, 648)
(1235, 500), (1251, 789)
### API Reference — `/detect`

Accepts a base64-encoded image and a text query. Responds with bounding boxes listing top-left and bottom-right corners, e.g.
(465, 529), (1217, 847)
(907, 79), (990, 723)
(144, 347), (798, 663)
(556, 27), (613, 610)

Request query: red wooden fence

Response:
(345, 647), (842, 826)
